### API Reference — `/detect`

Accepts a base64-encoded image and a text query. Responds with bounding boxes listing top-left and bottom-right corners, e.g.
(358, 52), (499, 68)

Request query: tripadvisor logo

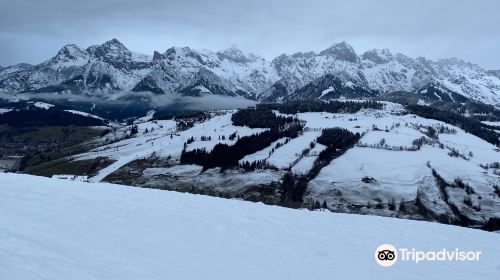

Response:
(375, 244), (397, 267)
(375, 244), (481, 267)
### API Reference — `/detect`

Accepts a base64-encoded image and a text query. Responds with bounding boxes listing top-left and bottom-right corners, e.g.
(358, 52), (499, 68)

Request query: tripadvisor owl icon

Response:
(375, 244), (397, 267)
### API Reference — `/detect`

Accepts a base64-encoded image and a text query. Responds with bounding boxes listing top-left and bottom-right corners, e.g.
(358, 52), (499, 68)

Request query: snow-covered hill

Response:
(0, 172), (499, 280)
(54, 101), (500, 229)
(1, 40), (499, 105)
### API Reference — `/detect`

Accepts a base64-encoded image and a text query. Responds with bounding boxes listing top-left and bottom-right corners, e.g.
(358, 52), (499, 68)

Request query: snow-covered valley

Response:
(11, 100), (494, 230)
(1, 173), (499, 280)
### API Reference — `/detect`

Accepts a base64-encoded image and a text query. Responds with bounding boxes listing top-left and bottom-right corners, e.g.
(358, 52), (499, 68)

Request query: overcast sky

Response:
(1, 0), (499, 69)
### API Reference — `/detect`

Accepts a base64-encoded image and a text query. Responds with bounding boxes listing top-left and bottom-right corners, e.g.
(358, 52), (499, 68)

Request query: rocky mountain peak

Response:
(49, 44), (88, 65)
(103, 38), (125, 48)
(178, 68), (235, 96)
(270, 54), (294, 76)
(153, 51), (163, 61)
(290, 51), (315, 59)
(217, 45), (255, 63)
(163, 46), (206, 65)
(487, 69), (500, 79)
(319, 41), (359, 63)
(362, 49), (394, 64)
(87, 38), (131, 62)
(435, 57), (481, 70)
(164, 47), (177, 57)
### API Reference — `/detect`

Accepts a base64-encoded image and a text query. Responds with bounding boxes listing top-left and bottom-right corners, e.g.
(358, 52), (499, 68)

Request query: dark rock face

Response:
(260, 81), (290, 102)
(270, 54), (292, 77)
(291, 74), (375, 100)
(50, 44), (88, 64)
(483, 217), (500, 231)
(216, 45), (255, 64)
(415, 83), (468, 103)
(178, 69), (235, 97)
(86, 39), (133, 69)
(132, 76), (164, 94)
(153, 51), (163, 61)
(415, 178), (460, 225)
(361, 49), (393, 64)
(86, 73), (120, 90)
(319, 42), (359, 63)
(487, 70), (500, 79)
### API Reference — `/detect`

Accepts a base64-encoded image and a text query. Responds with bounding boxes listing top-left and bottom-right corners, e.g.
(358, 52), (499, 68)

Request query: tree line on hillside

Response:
(180, 124), (303, 171)
(0, 107), (105, 127)
(156, 111), (212, 131)
(156, 111), (207, 121)
(406, 104), (500, 146)
(434, 101), (500, 122)
(313, 128), (361, 174)
(239, 138), (293, 171)
(258, 100), (384, 114)
(231, 108), (299, 128)
(281, 128), (361, 204)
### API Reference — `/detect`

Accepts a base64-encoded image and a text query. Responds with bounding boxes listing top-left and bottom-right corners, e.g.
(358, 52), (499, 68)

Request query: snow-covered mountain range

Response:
(1, 39), (499, 105)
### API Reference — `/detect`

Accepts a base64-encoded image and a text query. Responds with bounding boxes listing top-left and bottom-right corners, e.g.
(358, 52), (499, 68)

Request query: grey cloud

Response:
(5, 91), (256, 110)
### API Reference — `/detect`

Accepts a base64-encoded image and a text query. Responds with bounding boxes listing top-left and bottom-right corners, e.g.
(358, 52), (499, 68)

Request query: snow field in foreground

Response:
(1, 173), (499, 280)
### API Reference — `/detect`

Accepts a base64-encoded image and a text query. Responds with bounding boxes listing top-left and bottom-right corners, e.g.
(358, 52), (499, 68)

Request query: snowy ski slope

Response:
(1, 173), (499, 280)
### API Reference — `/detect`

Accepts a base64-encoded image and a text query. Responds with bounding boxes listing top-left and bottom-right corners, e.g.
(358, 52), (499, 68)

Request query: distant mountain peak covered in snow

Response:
(216, 44), (258, 64)
(487, 69), (500, 79)
(319, 41), (359, 63)
(361, 49), (394, 64)
(0, 39), (499, 105)
(53, 44), (87, 61)
(86, 38), (134, 66)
